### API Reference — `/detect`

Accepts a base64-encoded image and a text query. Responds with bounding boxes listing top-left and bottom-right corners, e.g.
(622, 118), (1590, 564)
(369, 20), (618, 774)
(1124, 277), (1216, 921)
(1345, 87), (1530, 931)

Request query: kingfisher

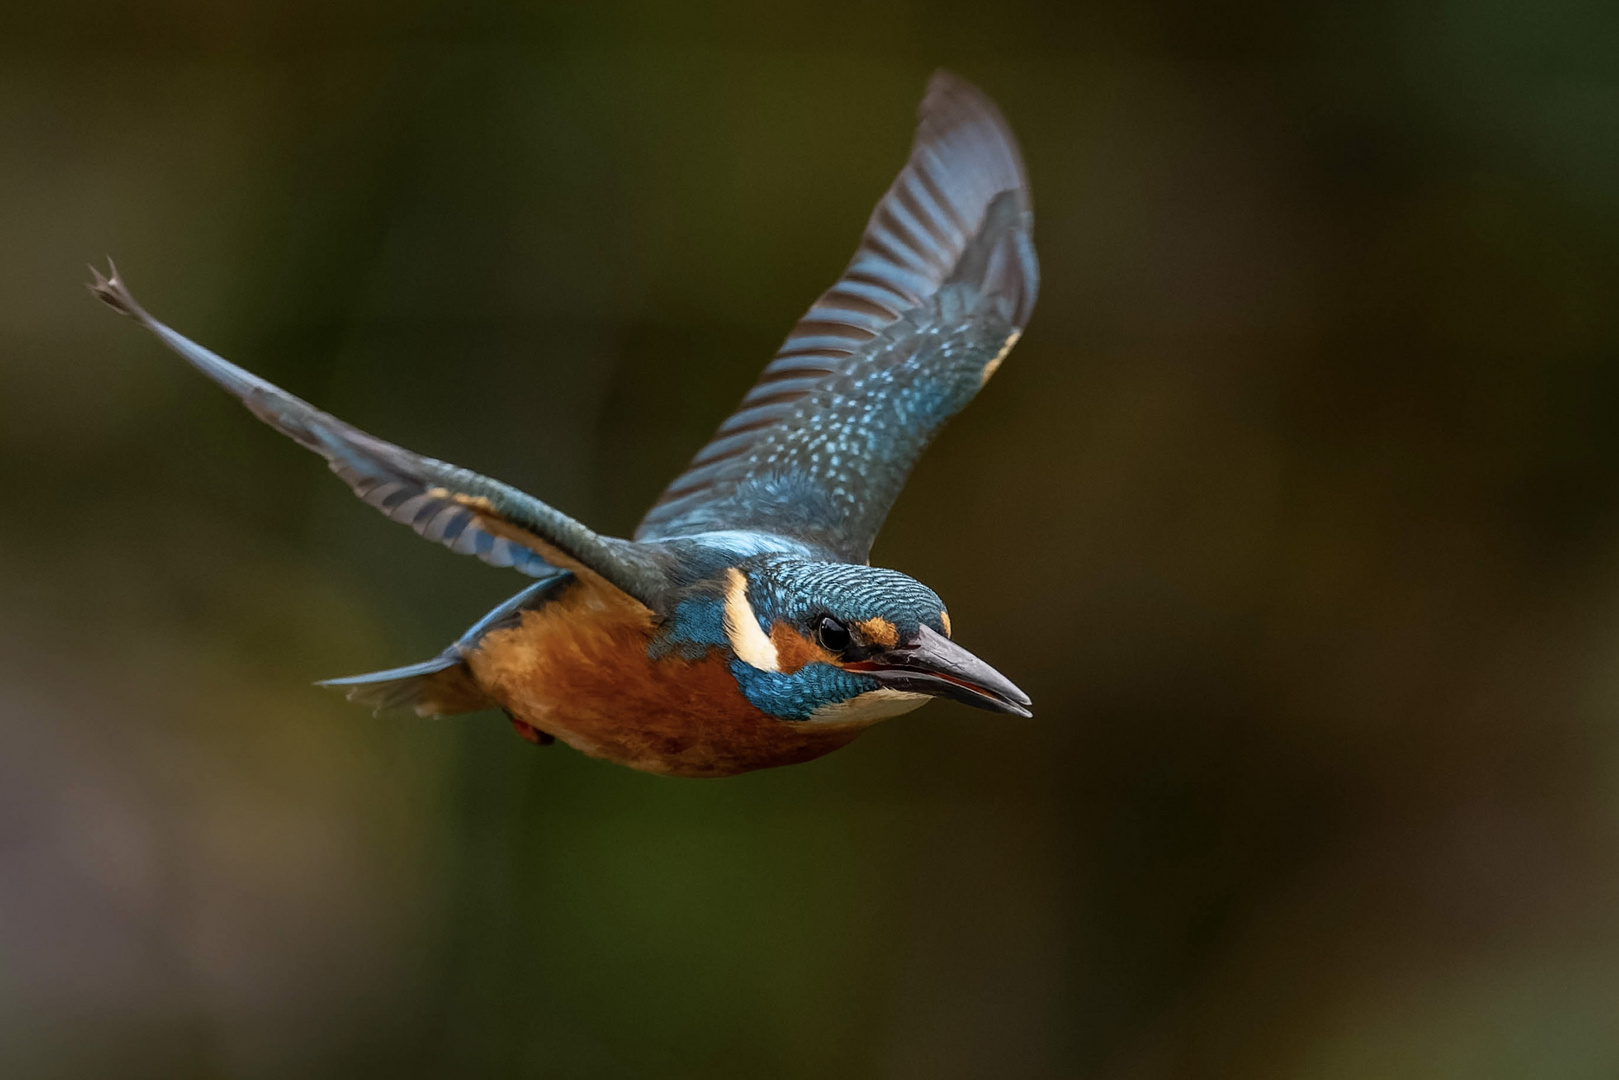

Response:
(88, 70), (1038, 778)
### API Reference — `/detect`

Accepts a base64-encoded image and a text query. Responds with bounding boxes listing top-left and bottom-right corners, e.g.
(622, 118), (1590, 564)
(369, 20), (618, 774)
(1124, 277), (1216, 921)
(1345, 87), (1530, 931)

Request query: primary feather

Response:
(635, 70), (1038, 561)
(86, 262), (666, 607)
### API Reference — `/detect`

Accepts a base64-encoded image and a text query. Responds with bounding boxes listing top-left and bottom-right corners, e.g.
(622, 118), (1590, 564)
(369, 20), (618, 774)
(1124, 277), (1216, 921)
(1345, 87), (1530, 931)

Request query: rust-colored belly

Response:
(462, 576), (870, 778)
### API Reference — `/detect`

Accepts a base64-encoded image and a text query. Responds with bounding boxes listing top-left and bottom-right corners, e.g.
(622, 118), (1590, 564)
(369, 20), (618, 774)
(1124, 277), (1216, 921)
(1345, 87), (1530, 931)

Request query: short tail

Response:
(319, 573), (572, 718)
(318, 653), (492, 717)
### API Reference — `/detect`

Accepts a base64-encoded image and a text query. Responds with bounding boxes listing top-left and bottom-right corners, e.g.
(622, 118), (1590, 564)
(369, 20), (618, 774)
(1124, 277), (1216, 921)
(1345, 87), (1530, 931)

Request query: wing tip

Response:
(920, 69), (997, 120)
(86, 257), (149, 321)
(917, 69), (1028, 188)
(913, 74), (1039, 326)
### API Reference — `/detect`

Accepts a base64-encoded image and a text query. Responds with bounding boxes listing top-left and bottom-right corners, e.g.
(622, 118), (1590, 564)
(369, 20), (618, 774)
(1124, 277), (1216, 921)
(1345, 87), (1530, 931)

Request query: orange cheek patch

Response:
(939, 611), (951, 638)
(769, 623), (837, 674)
(854, 617), (900, 648)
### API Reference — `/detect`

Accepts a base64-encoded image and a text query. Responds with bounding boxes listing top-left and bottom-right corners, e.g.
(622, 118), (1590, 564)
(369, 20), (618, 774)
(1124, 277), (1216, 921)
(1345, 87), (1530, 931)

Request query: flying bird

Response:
(89, 70), (1038, 778)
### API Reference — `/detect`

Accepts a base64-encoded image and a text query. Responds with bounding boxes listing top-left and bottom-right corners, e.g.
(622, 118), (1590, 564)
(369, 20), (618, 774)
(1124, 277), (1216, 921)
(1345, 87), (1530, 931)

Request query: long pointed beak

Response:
(847, 625), (1033, 717)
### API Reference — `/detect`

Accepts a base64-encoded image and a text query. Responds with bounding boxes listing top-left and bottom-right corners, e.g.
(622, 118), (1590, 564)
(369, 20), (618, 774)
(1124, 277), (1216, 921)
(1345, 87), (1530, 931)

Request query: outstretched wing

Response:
(89, 263), (663, 607)
(635, 71), (1038, 562)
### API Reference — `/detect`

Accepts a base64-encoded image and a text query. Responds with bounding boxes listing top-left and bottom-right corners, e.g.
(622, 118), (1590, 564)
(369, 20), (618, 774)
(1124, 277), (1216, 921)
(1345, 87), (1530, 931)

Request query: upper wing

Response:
(634, 71), (1038, 562)
(88, 263), (664, 608)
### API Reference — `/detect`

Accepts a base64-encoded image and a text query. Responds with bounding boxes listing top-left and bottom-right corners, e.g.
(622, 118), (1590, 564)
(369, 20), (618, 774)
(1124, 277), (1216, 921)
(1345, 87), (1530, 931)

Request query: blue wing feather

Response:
(88, 263), (667, 606)
(635, 71), (1039, 561)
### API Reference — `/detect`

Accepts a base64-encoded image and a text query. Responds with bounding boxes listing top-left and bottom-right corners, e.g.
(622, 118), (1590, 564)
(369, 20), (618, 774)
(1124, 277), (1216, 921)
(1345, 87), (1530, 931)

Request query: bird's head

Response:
(666, 555), (1031, 724)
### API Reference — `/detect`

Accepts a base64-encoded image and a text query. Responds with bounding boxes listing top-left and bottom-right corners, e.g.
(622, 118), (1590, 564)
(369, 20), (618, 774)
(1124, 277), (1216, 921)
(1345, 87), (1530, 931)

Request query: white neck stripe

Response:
(723, 568), (781, 673)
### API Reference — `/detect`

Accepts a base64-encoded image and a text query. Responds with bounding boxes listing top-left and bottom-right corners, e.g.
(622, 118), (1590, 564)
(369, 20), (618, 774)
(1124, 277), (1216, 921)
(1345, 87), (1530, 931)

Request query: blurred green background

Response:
(4, 0), (1619, 1076)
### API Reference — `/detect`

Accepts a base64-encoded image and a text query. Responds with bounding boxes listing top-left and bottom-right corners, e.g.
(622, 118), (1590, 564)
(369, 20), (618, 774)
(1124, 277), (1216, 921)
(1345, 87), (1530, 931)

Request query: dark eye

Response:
(816, 616), (851, 652)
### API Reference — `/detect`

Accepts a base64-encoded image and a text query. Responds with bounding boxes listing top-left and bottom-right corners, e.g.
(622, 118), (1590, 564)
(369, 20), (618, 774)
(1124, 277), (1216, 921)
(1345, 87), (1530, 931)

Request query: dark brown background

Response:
(3, 1), (1619, 1076)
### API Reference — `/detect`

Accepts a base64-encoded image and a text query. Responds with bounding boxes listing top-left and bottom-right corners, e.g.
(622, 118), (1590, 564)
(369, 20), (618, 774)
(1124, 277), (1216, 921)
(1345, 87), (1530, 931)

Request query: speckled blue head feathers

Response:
(739, 556), (949, 642)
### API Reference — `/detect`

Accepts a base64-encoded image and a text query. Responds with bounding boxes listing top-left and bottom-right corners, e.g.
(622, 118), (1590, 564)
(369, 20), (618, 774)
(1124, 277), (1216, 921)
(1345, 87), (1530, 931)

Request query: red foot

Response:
(508, 716), (554, 745)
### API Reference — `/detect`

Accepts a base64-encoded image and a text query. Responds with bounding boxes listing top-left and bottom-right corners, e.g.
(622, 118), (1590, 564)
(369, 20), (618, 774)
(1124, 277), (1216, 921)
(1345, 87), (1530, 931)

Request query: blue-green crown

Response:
(740, 556), (947, 640)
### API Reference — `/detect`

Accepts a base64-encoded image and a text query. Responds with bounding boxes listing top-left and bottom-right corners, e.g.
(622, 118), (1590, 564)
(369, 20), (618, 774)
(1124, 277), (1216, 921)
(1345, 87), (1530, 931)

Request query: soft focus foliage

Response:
(4, 1), (1619, 1076)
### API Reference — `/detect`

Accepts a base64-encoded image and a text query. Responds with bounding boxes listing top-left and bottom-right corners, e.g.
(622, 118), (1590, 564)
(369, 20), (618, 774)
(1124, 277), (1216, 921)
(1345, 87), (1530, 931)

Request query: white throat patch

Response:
(723, 568), (780, 672)
(808, 688), (931, 725)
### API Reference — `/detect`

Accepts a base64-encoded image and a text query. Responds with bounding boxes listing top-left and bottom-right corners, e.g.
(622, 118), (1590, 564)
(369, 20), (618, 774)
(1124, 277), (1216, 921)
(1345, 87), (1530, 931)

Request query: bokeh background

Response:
(4, 0), (1619, 1076)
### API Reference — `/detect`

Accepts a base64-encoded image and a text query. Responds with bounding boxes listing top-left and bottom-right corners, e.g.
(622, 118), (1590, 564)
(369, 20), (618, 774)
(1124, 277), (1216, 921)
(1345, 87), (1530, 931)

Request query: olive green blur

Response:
(4, 1), (1619, 1076)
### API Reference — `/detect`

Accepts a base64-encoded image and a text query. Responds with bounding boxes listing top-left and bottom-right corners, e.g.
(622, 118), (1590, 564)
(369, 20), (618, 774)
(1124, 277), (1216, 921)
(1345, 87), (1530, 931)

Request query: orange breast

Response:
(462, 576), (871, 778)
